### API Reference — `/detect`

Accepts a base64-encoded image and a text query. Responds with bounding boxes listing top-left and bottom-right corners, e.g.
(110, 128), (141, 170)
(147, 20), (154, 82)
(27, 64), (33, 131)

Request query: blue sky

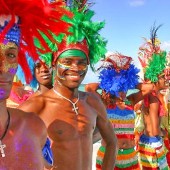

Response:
(83, 0), (170, 83)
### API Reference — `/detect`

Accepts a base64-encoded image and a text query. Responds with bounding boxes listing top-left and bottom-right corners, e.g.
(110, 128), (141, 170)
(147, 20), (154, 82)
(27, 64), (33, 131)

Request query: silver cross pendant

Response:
(0, 140), (6, 157)
(72, 104), (79, 115)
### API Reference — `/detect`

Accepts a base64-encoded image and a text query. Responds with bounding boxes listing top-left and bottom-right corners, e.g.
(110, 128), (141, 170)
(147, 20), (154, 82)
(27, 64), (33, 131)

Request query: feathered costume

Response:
(0, 0), (71, 83)
(53, 0), (107, 70)
(16, 31), (63, 90)
(138, 25), (169, 170)
(96, 53), (140, 170)
(0, 0), (72, 165)
(99, 53), (139, 102)
(138, 25), (167, 82)
(16, 0), (107, 90)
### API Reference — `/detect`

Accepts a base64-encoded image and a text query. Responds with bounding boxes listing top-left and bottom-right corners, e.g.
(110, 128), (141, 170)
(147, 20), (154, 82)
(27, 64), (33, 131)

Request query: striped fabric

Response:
(107, 106), (135, 139)
(138, 134), (168, 170)
(96, 106), (139, 169)
(96, 146), (140, 170)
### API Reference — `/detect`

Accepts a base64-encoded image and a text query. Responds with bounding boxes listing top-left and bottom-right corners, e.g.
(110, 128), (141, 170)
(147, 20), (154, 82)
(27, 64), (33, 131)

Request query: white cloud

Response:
(128, 0), (145, 7)
(161, 41), (170, 51)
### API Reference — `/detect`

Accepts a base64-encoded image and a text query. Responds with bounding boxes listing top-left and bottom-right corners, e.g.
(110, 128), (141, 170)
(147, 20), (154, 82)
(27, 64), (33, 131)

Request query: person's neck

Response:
(38, 84), (53, 94)
(152, 86), (159, 94)
(54, 84), (79, 99)
(0, 100), (8, 129)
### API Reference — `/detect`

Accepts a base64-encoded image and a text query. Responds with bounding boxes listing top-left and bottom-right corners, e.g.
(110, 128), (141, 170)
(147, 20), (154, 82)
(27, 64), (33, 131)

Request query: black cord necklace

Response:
(0, 110), (10, 158)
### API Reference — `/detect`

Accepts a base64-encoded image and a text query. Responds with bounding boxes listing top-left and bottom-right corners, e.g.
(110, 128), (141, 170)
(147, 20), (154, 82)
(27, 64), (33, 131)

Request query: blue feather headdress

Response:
(99, 53), (140, 97)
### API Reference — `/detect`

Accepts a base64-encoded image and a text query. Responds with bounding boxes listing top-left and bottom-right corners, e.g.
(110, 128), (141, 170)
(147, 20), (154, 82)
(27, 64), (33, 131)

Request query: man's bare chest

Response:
(42, 102), (97, 142)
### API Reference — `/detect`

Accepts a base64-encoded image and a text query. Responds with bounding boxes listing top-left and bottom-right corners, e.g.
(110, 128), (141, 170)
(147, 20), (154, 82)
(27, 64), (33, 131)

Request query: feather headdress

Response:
(99, 53), (140, 97)
(0, 0), (72, 83)
(53, 0), (107, 70)
(138, 24), (167, 82)
(16, 29), (64, 90)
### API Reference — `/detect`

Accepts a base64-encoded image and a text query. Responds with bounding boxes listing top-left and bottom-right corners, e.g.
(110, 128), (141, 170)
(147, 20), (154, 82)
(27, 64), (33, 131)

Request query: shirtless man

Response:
(0, 0), (70, 169)
(19, 4), (117, 169)
(19, 48), (117, 170)
(20, 53), (118, 170)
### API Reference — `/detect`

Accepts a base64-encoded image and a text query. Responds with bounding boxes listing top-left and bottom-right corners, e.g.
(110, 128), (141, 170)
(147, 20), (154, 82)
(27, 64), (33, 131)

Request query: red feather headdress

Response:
(0, 0), (72, 83)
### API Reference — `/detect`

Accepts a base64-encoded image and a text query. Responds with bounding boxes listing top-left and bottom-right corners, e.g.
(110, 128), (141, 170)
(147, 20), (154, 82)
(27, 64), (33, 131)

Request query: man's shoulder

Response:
(18, 94), (45, 111)
(83, 91), (105, 113)
(11, 108), (44, 125)
(27, 94), (45, 103)
(9, 108), (46, 143)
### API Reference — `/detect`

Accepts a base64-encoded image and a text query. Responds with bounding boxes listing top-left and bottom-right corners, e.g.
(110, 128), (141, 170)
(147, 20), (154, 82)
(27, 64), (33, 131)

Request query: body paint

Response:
(56, 61), (87, 80)
(0, 42), (18, 75)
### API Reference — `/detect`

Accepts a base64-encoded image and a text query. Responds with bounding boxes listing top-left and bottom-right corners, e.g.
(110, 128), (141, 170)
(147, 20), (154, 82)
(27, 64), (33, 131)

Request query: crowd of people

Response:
(0, 0), (170, 170)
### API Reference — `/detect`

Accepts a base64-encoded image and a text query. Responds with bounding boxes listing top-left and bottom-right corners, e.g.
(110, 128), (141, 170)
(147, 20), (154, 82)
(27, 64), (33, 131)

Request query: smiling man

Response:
(19, 3), (117, 170)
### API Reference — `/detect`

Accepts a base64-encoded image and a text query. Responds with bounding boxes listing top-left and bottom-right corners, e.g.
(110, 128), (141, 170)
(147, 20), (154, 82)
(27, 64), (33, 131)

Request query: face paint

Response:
(0, 42), (18, 75)
(57, 60), (87, 72)
(56, 60), (88, 80)
(56, 62), (67, 80)
(57, 61), (71, 70)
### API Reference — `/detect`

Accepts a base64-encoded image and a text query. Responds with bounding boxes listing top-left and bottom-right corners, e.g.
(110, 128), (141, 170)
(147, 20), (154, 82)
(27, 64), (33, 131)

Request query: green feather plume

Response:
(34, 32), (64, 67)
(62, 6), (107, 70)
(145, 51), (167, 82)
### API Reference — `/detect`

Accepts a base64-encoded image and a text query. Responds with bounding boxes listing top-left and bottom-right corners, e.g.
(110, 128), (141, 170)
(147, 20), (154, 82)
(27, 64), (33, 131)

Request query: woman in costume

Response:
(96, 52), (155, 170)
(138, 25), (169, 170)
